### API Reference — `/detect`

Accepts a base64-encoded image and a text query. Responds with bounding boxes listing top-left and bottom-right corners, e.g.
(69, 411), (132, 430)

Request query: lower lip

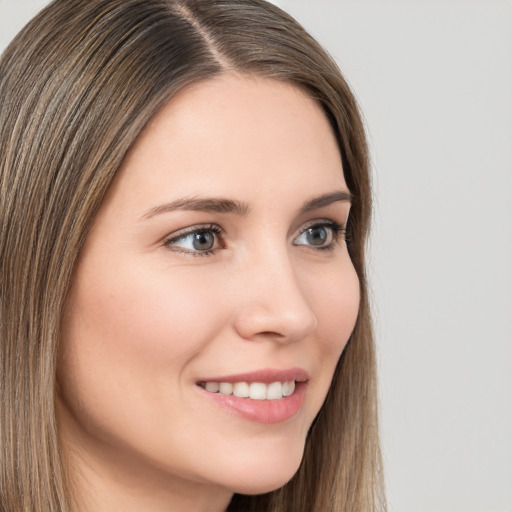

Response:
(199, 382), (307, 424)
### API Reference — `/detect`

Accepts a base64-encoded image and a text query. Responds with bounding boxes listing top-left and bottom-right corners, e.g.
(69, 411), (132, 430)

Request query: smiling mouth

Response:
(197, 380), (296, 400)
(196, 369), (308, 423)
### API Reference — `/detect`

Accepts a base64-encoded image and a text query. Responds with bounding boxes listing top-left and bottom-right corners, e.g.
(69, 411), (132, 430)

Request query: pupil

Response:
(193, 232), (214, 250)
(307, 226), (328, 245)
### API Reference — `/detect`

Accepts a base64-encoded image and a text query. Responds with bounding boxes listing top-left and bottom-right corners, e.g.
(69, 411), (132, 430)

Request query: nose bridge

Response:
(233, 242), (318, 343)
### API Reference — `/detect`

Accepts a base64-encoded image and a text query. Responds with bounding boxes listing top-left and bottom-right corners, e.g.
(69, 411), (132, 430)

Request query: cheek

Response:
(312, 260), (360, 353)
(58, 259), (228, 429)
(302, 258), (360, 410)
(63, 265), (221, 369)
(57, 259), (237, 476)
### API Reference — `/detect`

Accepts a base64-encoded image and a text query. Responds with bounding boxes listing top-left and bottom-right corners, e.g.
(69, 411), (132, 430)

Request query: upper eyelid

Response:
(294, 218), (344, 235)
(298, 218), (341, 228)
(164, 224), (223, 242)
(164, 219), (343, 238)
(293, 220), (344, 241)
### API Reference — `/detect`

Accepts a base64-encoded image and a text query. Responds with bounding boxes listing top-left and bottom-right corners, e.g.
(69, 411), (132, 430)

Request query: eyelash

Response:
(164, 224), (224, 257)
(292, 221), (346, 252)
(163, 221), (347, 257)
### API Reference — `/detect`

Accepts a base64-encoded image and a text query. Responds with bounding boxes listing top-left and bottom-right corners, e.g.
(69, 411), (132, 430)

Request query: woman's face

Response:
(58, 75), (360, 506)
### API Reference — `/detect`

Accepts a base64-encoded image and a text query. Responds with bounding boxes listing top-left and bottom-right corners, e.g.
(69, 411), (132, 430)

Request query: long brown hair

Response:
(0, 1), (385, 510)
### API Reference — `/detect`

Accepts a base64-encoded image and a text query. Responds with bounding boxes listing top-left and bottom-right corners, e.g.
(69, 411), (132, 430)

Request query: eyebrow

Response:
(140, 197), (250, 220)
(298, 190), (352, 214)
(140, 190), (351, 221)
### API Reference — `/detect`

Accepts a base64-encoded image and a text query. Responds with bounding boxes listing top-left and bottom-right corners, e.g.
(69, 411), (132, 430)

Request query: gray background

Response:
(1, 1), (511, 511)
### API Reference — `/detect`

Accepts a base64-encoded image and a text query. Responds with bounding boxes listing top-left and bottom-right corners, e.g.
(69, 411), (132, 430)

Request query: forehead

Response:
(106, 74), (346, 216)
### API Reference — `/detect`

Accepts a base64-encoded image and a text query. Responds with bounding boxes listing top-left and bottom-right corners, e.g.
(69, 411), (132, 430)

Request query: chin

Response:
(222, 441), (305, 496)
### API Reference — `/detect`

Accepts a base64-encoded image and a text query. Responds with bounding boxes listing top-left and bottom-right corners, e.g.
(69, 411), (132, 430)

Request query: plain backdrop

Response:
(1, 1), (511, 511)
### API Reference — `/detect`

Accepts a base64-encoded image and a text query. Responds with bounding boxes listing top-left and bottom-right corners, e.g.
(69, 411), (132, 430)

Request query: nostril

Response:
(259, 331), (285, 338)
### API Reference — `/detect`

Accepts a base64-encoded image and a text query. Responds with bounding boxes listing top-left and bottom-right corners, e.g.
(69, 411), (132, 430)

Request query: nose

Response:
(232, 249), (318, 344)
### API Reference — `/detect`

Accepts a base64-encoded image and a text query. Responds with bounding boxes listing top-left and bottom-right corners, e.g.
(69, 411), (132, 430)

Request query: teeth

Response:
(219, 382), (233, 395)
(233, 382), (250, 398)
(205, 382), (220, 392)
(266, 381), (282, 400)
(202, 380), (296, 400)
(249, 382), (267, 400)
(282, 380), (295, 397)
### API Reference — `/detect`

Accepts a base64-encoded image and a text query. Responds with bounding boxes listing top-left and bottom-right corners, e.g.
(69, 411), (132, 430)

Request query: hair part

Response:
(0, 1), (385, 510)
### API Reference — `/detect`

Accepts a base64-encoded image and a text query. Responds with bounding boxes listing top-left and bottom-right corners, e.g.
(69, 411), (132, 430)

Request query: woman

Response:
(0, 0), (385, 510)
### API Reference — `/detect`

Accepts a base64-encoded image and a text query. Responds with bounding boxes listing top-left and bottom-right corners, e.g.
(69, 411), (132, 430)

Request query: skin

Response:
(57, 74), (360, 512)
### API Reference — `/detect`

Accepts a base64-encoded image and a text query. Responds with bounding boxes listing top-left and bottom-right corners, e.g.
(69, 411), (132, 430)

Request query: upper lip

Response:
(197, 367), (309, 384)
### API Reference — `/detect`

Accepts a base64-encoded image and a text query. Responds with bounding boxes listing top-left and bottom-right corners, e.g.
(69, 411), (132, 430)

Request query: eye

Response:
(293, 221), (344, 250)
(164, 225), (223, 256)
